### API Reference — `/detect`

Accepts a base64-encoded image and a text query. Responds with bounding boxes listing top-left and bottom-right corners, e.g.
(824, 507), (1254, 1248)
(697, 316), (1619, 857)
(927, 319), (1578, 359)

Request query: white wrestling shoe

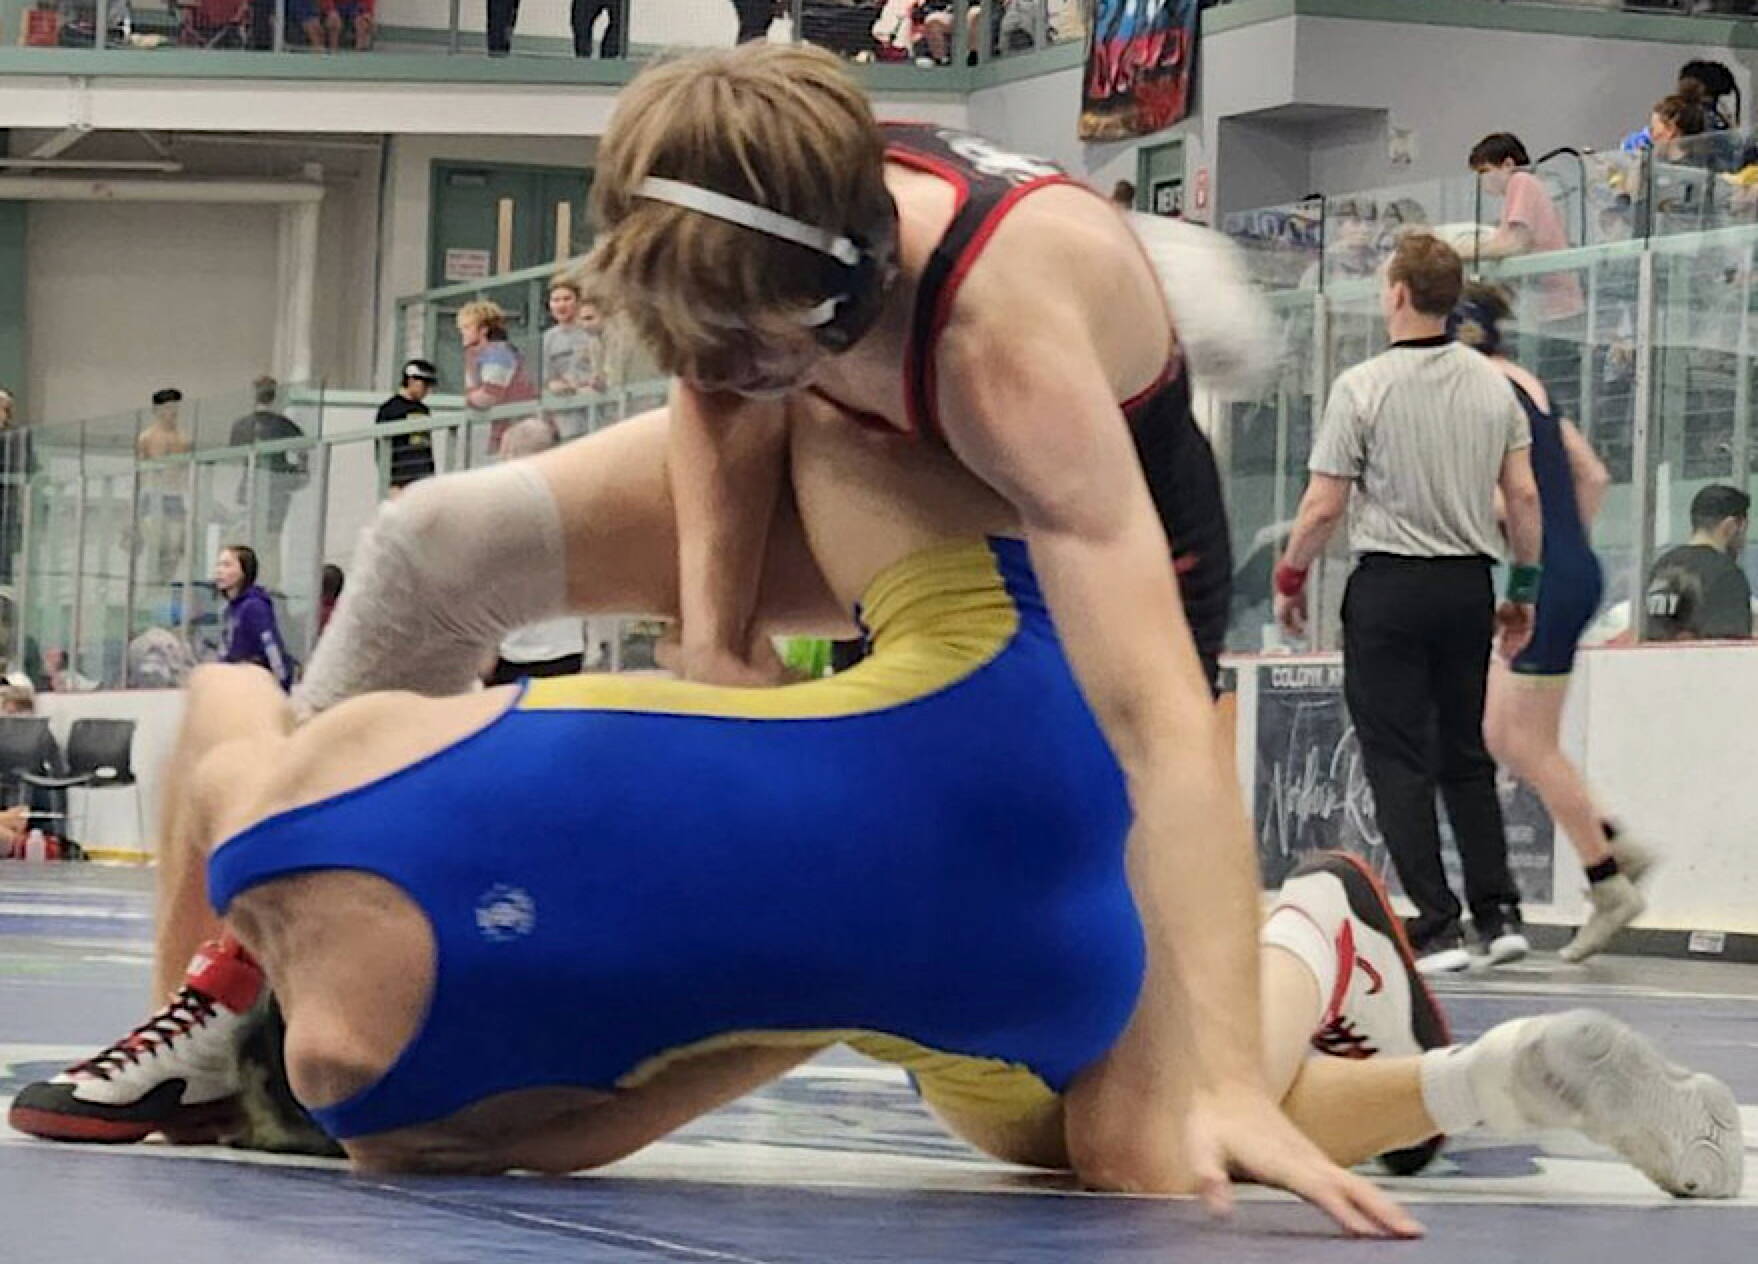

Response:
(1270, 851), (1451, 1174)
(8, 939), (265, 1145)
(1560, 875), (1647, 964)
(1560, 832), (1659, 963)
(1469, 1010), (1743, 1199)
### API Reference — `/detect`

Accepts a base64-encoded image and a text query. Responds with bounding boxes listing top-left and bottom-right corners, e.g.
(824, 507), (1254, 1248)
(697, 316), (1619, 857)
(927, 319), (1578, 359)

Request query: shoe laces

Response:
(1312, 1015), (1379, 1060)
(69, 987), (220, 1080)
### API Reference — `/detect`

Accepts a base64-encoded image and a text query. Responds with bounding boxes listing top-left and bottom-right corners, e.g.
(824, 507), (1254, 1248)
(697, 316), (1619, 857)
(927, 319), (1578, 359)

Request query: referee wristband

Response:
(1505, 563), (1542, 604)
(1274, 561), (1309, 598)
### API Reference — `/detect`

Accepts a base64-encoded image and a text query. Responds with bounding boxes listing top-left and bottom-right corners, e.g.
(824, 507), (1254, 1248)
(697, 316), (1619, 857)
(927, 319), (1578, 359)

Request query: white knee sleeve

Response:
(1127, 212), (1278, 400)
(296, 461), (567, 717)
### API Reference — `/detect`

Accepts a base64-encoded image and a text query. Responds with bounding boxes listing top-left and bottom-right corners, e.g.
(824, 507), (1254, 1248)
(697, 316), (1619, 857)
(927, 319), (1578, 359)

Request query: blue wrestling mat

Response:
(2, 866), (1755, 1262)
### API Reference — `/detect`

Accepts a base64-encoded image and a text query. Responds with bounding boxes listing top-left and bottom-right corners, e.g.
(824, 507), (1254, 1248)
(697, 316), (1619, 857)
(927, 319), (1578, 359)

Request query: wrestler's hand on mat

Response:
(1185, 1086), (1424, 1239)
(1495, 599), (1534, 661)
(1273, 588), (1307, 640)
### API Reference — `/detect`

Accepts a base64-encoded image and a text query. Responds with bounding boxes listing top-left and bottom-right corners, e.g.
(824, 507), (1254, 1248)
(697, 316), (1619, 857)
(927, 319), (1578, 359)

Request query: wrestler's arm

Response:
(668, 382), (792, 683)
(935, 312), (1409, 1236)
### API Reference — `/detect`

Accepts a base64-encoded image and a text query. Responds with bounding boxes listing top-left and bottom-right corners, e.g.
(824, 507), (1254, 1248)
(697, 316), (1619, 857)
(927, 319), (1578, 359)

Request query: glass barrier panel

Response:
(1220, 291), (1315, 653)
(72, 411), (141, 688)
(20, 426), (85, 692)
(241, 437), (325, 659)
(1640, 233), (1758, 643)
(1219, 198), (1323, 292)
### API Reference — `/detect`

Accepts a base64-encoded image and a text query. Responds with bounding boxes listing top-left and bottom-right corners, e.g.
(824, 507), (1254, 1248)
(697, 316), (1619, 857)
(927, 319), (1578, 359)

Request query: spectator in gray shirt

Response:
(542, 276), (607, 440)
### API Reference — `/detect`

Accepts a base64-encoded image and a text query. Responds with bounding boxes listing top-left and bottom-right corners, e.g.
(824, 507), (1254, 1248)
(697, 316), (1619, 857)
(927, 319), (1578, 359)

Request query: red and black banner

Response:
(1080, 0), (1201, 141)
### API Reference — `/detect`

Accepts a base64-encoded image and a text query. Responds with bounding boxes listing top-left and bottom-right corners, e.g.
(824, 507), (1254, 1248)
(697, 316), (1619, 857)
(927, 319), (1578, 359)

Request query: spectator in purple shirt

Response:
(215, 545), (294, 690)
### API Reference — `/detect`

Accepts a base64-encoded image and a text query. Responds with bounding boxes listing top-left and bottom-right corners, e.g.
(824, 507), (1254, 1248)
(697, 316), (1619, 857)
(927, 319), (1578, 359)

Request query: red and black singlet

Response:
(876, 122), (1233, 686)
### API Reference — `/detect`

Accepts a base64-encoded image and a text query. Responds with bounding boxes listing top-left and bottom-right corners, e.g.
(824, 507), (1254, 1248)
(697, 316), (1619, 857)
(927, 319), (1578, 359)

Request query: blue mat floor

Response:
(2, 865), (1755, 1263)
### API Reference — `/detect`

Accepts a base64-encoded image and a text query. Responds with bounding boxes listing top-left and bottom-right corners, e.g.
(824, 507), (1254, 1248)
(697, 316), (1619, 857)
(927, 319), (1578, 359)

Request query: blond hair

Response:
(456, 299), (509, 338)
(585, 44), (891, 385)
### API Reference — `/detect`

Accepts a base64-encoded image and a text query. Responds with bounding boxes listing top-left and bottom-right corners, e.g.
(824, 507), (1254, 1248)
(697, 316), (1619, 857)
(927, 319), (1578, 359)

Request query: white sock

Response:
(1418, 1046), (1483, 1134)
(1420, 1017), (1543, 1135)
(1261, 903), (1338, 1026)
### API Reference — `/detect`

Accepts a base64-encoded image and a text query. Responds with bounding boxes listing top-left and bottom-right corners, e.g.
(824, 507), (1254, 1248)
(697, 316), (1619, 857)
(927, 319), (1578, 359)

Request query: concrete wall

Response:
(25, 201), (282, 426)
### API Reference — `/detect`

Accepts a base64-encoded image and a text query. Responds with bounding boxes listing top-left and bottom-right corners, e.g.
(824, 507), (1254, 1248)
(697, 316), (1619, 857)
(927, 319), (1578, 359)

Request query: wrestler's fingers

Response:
(1336, 1170), (1424, 1239)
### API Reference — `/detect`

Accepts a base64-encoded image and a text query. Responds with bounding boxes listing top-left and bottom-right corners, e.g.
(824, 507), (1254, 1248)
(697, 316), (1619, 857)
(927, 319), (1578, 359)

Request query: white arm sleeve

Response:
(1126, 212), (1278, 400)
(295, 460), (568, 718)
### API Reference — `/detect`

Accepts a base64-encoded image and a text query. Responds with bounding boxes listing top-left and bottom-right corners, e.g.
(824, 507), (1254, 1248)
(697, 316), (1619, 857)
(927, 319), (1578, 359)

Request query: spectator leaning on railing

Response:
(1468, 132), (1585, 424)
(457, 299), (539, 454)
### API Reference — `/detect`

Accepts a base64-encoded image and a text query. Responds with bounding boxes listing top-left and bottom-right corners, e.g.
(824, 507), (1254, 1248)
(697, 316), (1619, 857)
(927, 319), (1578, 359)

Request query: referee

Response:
(1273, 234), (1544, 974)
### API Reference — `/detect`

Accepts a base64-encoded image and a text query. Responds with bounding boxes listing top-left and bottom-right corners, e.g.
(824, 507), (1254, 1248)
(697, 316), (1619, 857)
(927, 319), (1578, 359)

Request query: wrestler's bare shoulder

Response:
(211, 687), (515, 843)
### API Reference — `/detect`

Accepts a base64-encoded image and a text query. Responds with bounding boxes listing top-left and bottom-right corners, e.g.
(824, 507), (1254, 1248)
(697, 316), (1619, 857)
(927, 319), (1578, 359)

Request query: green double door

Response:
(426, 162), (592, 391)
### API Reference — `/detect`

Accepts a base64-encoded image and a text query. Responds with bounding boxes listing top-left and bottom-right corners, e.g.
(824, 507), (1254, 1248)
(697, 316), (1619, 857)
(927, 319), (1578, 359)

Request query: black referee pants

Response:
(1341, 554), (1522, 949)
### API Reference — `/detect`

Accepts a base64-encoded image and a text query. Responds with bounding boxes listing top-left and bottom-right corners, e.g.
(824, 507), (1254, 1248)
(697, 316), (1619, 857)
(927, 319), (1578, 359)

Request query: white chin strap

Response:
(634, 178), (858, 329)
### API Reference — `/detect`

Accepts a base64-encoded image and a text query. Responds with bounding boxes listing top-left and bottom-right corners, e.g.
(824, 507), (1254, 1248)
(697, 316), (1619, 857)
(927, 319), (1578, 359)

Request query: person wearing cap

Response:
(375, 361), (438, 498)
(137, 388), (192, 586)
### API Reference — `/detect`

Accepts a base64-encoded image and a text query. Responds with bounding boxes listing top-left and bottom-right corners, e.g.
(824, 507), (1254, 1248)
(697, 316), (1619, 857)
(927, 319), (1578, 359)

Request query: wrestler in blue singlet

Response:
(1509, 381), (1603, 676)
(207, 538), (1147, 1140)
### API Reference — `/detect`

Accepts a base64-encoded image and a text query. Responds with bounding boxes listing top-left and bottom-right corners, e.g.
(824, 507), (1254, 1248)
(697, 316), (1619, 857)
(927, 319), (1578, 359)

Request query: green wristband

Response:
(1506, 563), (1542, 604)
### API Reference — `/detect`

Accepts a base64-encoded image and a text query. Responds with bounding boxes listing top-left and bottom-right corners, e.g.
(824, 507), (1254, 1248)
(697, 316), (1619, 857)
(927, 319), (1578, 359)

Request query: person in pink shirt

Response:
(1469, 132), (1585, 420)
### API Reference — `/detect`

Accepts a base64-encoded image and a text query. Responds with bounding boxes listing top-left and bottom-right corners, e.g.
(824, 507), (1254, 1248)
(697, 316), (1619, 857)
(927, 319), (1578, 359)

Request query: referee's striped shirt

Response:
(1309, 336), (1530, 559)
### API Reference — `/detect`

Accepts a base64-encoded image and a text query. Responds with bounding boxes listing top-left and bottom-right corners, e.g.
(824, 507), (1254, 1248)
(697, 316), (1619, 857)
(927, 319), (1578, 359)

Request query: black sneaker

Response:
(1476, 909), (1530, 967)
(1414, 928), (1472, 976)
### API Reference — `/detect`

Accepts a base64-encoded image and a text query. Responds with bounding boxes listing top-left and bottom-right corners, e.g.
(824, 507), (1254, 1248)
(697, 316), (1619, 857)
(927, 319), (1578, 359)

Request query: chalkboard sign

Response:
(1253, 662), (1554, 903)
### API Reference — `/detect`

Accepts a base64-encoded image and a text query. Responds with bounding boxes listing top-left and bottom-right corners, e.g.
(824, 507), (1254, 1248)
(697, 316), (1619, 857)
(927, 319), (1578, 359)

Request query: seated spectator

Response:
(0, 804), (26, 852)
(317, 563), (344, 640)
(293, 0), (374, 51)
(375, 358), (438, 497)
(457, 299), (538, 454)
(1645, 484), (1753, 642)
(216, 545), (294, 690)
(484, 420), (586, 684)
(0, 678), (67, 834)
(42, 649), (97, 693)
(1621, 93), (1708, 158)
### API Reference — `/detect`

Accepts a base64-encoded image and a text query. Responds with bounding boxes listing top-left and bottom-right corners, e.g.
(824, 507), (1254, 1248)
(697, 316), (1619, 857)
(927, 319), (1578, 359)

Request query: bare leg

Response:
(1484, 663), (1610, 868)
(1280, 1057), (1438, 1168)
(152, 664), (292, 998)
